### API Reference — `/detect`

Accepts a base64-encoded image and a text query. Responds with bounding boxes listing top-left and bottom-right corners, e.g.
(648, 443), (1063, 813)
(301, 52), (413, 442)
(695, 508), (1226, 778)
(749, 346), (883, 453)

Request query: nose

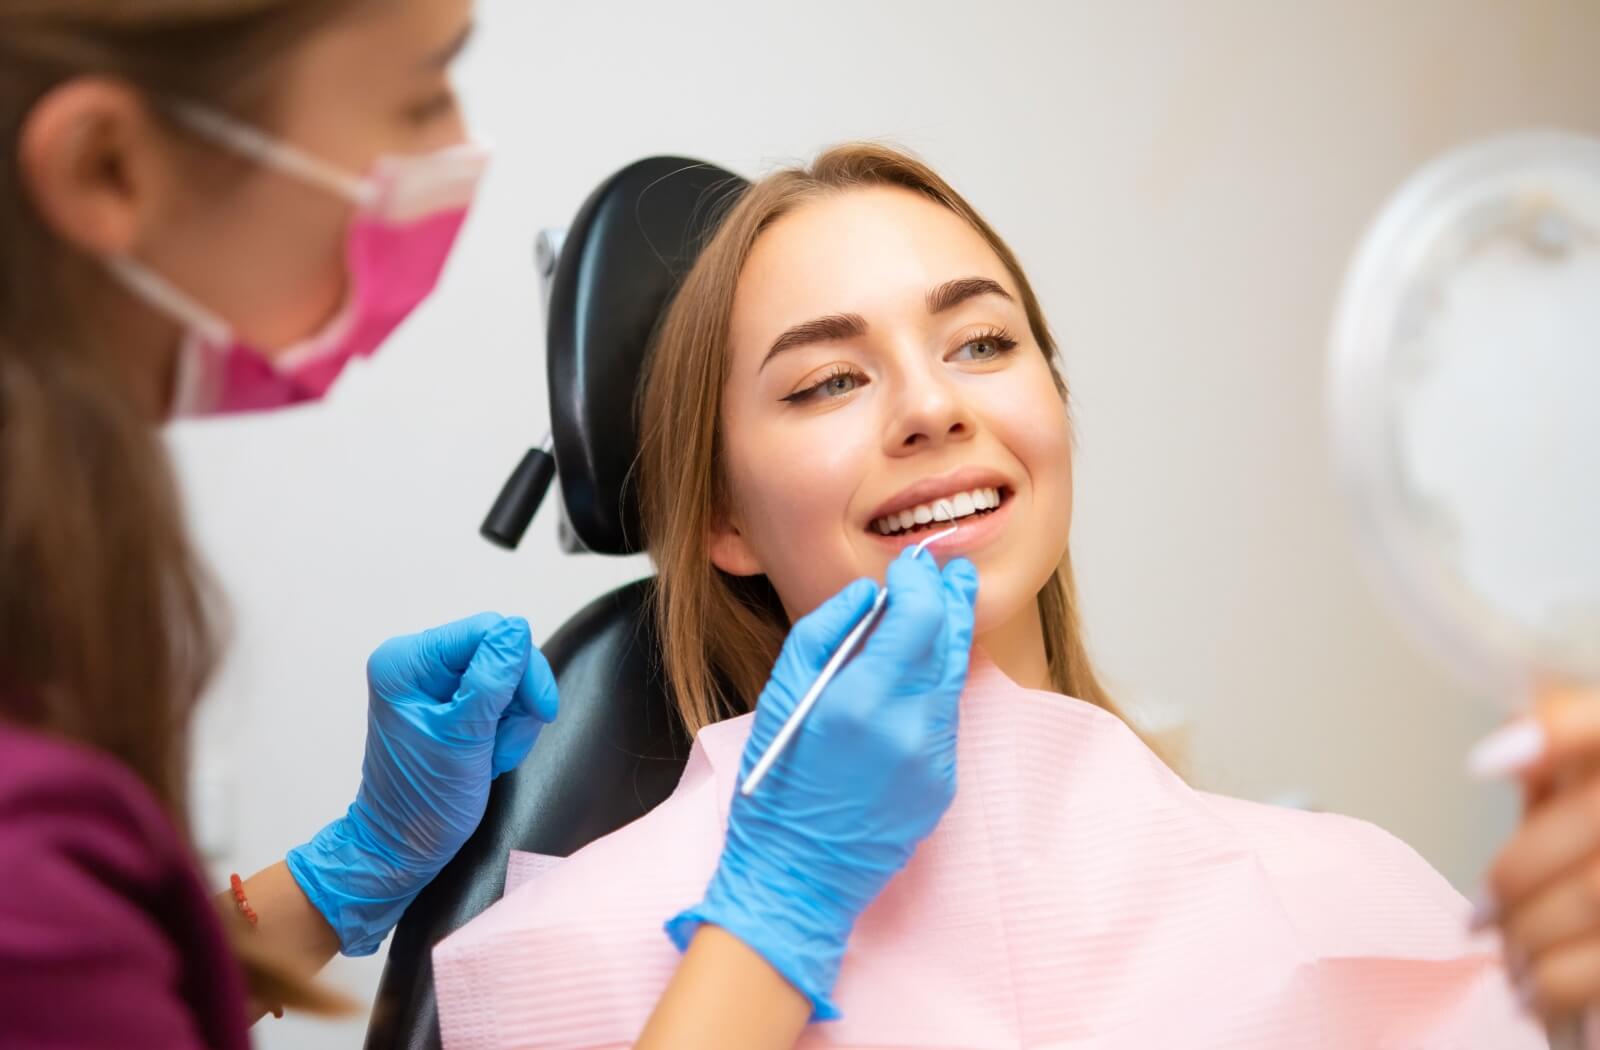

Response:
(882, 354), (975, 456)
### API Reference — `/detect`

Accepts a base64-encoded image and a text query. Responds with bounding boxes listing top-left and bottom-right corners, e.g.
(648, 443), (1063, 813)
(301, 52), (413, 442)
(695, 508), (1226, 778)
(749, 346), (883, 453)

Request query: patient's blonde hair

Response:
(639, 143), (1136, 740)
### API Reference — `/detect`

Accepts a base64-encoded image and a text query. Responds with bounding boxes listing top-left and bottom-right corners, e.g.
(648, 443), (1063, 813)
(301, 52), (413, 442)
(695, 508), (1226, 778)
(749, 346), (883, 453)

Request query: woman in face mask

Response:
(0, 2), (973, 1047)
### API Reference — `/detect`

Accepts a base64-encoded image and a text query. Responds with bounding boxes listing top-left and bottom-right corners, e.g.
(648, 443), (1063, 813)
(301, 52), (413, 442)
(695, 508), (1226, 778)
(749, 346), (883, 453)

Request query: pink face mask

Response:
(108, 104), (488, 418)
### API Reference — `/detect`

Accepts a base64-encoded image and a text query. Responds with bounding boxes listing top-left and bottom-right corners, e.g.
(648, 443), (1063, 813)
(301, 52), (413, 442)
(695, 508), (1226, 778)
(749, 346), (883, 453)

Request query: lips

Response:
(865, 483), (1015, 558)
(871, 486), (1004, 535)
(863, 466), (1014, 537)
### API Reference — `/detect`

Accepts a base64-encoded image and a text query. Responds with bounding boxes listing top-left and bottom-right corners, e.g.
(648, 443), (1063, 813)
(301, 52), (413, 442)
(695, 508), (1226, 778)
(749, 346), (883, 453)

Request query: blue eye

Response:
(951, 328), (1020, 362)
(782, 366), (866, 404)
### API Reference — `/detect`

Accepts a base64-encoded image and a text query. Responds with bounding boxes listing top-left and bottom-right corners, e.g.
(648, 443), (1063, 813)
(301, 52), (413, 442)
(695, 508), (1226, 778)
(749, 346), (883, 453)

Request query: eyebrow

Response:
(760, 276), (1014, 371)
(761, 313), (868, 370)
(926, 276), (1013, 314)
(423, 21), (476, 69)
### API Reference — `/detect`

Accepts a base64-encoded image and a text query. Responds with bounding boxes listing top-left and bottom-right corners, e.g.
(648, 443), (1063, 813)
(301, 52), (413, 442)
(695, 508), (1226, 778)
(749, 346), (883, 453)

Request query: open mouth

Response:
(869, 486), (1009, 537)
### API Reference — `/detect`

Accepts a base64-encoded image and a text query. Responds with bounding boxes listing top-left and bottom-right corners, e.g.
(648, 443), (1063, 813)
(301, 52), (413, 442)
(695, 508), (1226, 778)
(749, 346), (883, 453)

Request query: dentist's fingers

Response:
(870, 547), (947, 669)
(940, 558), (979, 636)
(454, 616), (534, 718)
(490, 644), (559, 776)
(368, 611), (503, 701)
(419, 612), (506, 675)
(775, 578), (880, 681)
(937, 557), (980, 679)
(514, 643), (560, 725)
(749, 577), (881, 756)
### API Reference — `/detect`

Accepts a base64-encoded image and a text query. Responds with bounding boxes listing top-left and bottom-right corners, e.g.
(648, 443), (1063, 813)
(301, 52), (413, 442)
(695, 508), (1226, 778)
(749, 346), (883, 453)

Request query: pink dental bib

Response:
(435, 656), (1538, 1049)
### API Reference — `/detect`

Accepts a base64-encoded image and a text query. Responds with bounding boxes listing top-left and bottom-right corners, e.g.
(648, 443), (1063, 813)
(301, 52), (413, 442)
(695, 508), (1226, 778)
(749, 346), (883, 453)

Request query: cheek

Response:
(971, 372), (1075, 629)
(220, 183), (352, 349)
(982, 358), (1074, 520)
(1021, 395), (1074, 532)
(724, 411), (877, 617)
(166, 175), (353, 351)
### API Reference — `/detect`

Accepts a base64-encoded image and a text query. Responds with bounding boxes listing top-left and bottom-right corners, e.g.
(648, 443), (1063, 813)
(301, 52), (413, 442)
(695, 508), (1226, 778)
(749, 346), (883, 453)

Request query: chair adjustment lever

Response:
(481, 437), (556, 550)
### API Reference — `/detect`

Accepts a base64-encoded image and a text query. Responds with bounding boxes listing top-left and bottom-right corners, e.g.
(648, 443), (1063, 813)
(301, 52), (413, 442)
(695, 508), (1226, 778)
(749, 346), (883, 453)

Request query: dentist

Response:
(0, 2), (974, 1047)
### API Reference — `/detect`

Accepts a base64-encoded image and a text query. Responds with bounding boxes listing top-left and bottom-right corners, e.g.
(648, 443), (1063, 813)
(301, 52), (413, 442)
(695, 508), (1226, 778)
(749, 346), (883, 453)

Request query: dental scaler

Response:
(741, 501), (959, 796)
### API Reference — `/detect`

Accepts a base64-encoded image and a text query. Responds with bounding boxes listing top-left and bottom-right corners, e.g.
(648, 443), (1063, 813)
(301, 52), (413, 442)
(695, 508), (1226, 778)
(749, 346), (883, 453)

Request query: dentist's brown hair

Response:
(0, 0), (364, 1016)
(639, 143), (1141, 742)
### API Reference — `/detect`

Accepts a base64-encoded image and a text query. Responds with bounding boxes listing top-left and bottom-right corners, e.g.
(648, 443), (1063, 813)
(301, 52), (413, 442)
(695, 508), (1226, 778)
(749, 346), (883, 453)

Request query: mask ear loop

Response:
(741, 501), (960, 797)
(104, 101), (379, 346)
(166, 102), (377, 207)
(104, 255), (232, 347)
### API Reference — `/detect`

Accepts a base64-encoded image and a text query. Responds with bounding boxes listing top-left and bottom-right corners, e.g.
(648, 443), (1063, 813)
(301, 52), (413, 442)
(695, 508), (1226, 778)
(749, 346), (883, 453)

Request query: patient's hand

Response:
(1474, 687), (1600, 1021)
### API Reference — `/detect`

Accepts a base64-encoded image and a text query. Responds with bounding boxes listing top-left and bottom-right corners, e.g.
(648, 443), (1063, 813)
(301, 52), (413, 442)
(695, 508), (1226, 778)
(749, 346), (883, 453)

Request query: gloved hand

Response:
(287, 613), (559, 955)
(667, 548), (980, 1019)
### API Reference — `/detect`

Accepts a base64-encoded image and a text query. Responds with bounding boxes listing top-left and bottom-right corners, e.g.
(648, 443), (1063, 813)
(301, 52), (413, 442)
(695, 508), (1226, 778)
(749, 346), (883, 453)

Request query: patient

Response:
(433, 145), (1540, 1048)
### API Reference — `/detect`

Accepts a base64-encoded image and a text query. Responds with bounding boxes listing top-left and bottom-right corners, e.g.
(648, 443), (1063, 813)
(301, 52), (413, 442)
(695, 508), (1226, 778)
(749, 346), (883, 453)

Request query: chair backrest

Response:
(364, 157), (748, 1049)
(549, 156), (749, 554)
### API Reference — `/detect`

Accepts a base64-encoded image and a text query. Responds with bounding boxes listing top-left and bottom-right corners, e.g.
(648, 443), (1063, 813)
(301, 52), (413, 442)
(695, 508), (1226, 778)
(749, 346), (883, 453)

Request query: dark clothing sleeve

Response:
(0, 725), (250, 1050)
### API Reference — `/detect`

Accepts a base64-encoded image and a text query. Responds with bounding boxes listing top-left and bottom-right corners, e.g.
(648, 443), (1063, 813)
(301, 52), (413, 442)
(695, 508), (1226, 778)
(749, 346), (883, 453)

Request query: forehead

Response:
(337, 0), (472, 53)
(289, 0), (470, 86)
(731, 186), (1016, 341)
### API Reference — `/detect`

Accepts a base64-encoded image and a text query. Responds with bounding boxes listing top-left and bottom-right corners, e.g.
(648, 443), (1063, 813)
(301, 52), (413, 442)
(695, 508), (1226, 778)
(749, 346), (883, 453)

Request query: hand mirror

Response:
(1331, 130), (1600, 1047)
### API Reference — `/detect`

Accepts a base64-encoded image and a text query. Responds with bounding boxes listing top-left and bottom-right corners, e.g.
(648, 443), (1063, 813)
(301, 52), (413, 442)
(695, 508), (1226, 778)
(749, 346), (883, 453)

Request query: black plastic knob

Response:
(481, 447), (557, 550)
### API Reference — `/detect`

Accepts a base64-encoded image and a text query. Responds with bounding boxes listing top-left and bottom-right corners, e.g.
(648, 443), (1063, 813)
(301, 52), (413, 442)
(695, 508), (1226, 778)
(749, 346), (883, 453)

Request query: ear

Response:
(18, 78), (170, 260)
(708, 510), (764, 577)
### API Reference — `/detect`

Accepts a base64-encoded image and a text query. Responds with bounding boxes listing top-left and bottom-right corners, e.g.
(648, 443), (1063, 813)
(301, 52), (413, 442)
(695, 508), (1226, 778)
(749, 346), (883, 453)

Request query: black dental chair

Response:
(363, 157), (750, 1050)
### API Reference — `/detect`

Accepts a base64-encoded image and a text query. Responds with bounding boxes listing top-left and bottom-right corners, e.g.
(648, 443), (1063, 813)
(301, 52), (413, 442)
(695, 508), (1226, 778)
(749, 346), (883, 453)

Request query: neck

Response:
(976, 595), (1051, 691)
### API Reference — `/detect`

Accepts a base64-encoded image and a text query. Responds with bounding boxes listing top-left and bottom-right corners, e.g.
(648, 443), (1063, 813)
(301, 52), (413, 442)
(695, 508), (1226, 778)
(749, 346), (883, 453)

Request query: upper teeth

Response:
(872, 487), (1002, 535)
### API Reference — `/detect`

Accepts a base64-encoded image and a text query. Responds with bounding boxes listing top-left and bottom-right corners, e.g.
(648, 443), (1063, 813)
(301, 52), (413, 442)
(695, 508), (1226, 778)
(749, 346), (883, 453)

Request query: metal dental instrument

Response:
(740, 501), (960, 797)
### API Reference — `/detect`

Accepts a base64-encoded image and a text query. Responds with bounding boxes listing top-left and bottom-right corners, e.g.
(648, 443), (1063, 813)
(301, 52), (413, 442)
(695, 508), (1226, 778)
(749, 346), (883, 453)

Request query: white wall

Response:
(169, 2), (1600, 1046)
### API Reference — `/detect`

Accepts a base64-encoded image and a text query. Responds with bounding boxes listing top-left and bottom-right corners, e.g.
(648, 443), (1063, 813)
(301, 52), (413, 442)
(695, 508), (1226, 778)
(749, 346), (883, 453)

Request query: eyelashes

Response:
(781, 364), (861, 404)
(779, 326), (1022, 405)
(954, 327), (1020, 362)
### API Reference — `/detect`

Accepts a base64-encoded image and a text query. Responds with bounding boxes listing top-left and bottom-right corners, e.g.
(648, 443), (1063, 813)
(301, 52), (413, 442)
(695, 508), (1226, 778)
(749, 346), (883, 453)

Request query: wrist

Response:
(286, 812), (430, 957)
(666, 847), (860, 1021)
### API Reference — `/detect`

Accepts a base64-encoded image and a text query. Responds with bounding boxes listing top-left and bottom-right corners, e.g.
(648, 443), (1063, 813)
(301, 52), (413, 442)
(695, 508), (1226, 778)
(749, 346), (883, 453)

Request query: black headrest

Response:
(548, 157), (749, 556)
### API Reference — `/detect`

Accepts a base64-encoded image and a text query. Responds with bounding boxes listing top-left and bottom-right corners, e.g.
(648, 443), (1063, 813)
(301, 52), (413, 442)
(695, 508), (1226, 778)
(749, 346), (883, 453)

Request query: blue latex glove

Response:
(667, 549), (980, 1019)
(287, 613), (558, 955)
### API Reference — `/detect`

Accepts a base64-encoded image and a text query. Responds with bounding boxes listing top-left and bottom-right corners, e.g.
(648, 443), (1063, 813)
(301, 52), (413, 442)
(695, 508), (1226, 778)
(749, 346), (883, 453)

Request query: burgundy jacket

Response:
(0, 723), (250, 1049)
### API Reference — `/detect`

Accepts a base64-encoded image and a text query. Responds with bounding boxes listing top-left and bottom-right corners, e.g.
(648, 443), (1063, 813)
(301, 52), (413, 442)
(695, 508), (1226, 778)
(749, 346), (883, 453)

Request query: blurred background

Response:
(166, 1), (1600, 1045)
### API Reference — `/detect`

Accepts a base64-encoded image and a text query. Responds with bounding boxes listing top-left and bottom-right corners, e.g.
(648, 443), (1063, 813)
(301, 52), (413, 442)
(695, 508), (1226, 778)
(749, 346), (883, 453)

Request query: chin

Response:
(970, 582), (1036, 639)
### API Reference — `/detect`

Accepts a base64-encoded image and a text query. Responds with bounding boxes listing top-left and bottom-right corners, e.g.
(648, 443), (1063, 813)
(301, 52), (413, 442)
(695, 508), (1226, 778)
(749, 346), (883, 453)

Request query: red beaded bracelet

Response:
(229, 874), (284, 1019)
(228, 873), (259, 927)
